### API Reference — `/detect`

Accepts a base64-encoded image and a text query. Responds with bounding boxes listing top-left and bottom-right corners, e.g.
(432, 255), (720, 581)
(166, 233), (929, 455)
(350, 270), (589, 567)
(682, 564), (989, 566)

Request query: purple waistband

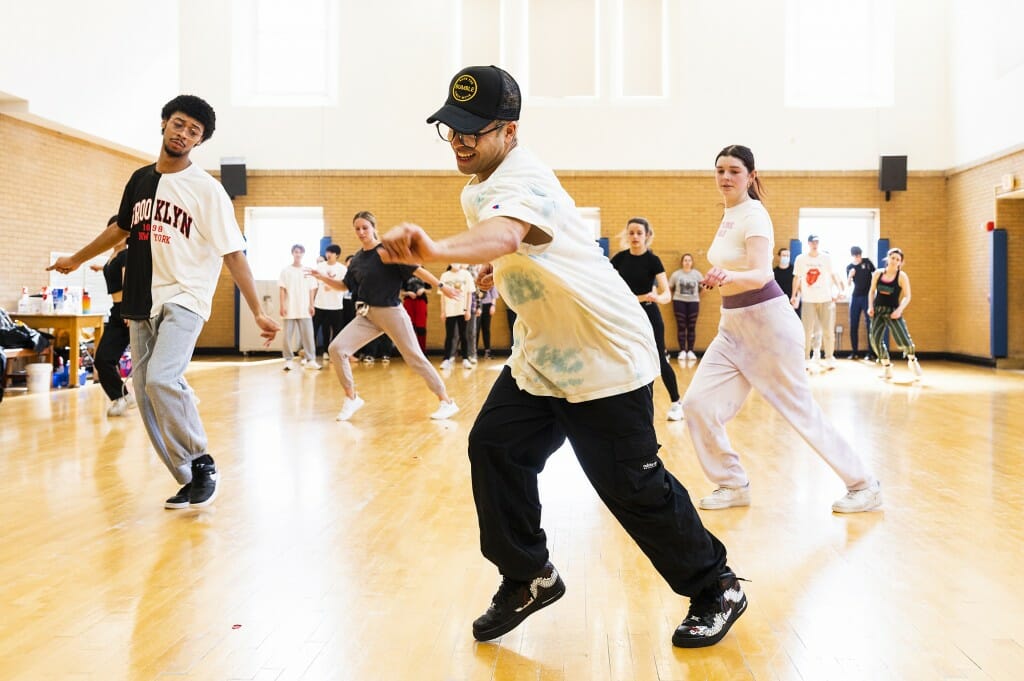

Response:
(721, 280), (785, 309)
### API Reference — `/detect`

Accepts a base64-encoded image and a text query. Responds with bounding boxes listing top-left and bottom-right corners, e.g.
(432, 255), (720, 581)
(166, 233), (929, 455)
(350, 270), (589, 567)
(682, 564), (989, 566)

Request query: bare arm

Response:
(224, 251), (280, 344)
(892, 272), (912, 318)
(378, 217), (531, 265)
(641, 272), (672, 305)
(48, 223), (127, 274)
(867, 271), (881, 317)
(307, 268), (349, 291)
(414, 266), (459, 301)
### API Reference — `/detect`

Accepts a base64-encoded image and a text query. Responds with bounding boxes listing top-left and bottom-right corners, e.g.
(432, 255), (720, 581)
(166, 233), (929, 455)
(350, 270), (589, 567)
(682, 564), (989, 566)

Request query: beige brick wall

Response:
(4, 113), (1021, 358)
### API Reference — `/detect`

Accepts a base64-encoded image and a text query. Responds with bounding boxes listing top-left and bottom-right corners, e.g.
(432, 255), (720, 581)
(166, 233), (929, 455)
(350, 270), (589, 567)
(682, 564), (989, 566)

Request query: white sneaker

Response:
(824, 357), (837, 371)
(666, 401), (685, 421)
(323, 352), (330, 364)
(430, 399), (460, 420)
(336, 396), (365, 421)
(125, 392), (137, 409)
(699, 485), (751, 510)
(107, 397), (129, 417)
(304, 361), (322, 370)
(908, 357), (923, 379)
(882, 363), (893, 380)
(283, 360), (295, 371)
(686, 351), (698, 361)
(362, 356), (375, 364)
(462, 359), (473, 369)
(677, 352), (686, 362)
(440, 358), (452, 370)
(832, 480), (882, 513)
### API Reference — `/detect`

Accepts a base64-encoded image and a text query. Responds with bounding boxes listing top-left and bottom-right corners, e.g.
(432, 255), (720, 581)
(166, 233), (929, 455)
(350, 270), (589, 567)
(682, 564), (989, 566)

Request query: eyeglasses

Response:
(435, 122), (506, 148)
(168, 116), (204, 140)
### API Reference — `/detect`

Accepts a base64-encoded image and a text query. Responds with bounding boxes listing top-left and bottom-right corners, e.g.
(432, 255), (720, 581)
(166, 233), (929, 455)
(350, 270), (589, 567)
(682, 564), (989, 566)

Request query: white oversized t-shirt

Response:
(706, 199), (774, 272)
(793, 252), (838, 303)
(439, 268), (476, 317)
(144, 163), (247, 321)
(278, 265), (317, 319)
(314, 261), (347, 310)
(461, 147), (659, 402)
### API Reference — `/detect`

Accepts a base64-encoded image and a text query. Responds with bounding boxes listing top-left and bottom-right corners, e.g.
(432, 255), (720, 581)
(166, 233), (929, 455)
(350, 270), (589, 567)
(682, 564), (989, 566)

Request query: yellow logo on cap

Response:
(452, 75), (478, 102)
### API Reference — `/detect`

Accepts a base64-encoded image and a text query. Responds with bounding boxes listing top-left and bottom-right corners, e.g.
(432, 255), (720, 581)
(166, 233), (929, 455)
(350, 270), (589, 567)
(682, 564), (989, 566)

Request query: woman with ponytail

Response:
(680, 145), (882, 514)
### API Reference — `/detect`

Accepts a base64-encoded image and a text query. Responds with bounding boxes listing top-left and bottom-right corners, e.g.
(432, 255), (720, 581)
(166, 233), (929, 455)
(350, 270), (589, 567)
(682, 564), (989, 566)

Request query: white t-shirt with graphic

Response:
(144, 163), (247, 321)
(706, 199), (774, 272)
(278, 265), (317, 319)
(461, 146), (659, 402)
(793, 251), (838, 303)
(314, 261), (347, 310)
(439, 268), (476, 317)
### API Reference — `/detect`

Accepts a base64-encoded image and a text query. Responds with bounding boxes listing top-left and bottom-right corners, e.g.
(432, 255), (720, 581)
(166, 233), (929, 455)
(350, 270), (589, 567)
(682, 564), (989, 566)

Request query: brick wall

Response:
(4, 113), (1021, 358)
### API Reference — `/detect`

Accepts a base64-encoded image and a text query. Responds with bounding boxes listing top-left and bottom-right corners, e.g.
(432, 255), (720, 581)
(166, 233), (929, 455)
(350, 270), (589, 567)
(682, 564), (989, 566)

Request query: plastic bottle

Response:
(42, 286), (54, 314)
(82, 290), (91, 314)
(17, 287), (31, 314)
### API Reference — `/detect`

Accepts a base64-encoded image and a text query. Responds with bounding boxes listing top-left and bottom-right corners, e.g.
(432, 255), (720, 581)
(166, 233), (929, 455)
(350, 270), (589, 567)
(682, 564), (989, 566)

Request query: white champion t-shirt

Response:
(461, 146), (659, 402)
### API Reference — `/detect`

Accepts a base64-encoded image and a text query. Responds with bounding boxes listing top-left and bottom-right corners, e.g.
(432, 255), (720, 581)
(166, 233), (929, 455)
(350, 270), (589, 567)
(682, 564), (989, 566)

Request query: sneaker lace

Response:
(490, 577), (527, 609)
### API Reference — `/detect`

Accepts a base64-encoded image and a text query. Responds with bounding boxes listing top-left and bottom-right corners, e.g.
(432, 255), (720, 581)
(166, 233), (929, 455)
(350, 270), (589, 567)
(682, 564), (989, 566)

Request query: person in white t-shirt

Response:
(48, 95), (280, 510)
(438, 263), (476, 369)
(378, 65), (743, 650)
(278, 244), (320, 370)
(791, 235), (845, 369)
(313, 243), (347, 364)
(680, 145), (881, 518)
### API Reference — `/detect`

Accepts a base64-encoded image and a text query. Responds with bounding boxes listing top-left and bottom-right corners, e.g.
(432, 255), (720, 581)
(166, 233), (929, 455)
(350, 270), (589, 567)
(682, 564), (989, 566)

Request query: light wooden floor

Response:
(1, 354), (1023, 681)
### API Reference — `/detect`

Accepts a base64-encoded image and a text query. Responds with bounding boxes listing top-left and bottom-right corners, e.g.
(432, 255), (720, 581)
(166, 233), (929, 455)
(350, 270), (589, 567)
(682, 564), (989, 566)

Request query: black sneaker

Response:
(164, 483), (192, 509)
(189, 456), (219, 507)
(472, 562), (566, 641)
(672, 570), (747, 648)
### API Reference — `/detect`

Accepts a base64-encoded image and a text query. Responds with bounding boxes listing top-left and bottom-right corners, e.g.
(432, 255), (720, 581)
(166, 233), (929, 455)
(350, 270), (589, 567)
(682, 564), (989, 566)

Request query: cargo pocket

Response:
(612, 430), (667, 507)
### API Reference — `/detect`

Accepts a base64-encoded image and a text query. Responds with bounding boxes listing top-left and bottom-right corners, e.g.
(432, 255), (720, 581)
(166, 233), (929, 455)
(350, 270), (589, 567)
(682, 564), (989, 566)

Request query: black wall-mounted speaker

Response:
(879, 155), (907, 192)
(220, 160), (247, 198)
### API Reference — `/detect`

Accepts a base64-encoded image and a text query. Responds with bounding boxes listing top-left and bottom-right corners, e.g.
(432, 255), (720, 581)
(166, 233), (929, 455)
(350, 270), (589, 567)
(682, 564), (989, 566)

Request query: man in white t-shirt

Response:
(48, 94), (280, 510)
(378, 65), (743, 650)
(791, 234), (845, 368)
(313, 243), (347, 363)
(438, 263), (476, 369)
(279, 244), (320, 370)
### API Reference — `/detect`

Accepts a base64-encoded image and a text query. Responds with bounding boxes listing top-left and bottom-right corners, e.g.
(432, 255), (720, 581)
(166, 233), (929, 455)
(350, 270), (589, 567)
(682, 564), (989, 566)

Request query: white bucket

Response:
(26, 363), (53, 393)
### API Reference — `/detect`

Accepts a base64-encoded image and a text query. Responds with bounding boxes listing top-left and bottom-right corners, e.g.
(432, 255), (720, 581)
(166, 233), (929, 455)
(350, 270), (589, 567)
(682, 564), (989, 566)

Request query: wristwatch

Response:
(438, 281), (446, 288)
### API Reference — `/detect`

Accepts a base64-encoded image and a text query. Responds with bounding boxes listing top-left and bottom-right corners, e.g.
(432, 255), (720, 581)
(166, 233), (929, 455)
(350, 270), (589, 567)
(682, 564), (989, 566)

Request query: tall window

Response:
(784, 0), (894, 108)
(797, 208), (880, 278)
(614, 0), (666, 97)
(244, 207), (325, 280)
(527, 0), (599, 97)
(231, 0), (339, 107)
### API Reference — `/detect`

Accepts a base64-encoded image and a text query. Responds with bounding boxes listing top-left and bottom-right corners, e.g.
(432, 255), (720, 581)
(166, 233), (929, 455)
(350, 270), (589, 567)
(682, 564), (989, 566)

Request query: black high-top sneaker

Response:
(472, 562), (566, 641)
(672, 570), (747, 648)
(164, 483), (192, 509)
(189, 455), (219, 507)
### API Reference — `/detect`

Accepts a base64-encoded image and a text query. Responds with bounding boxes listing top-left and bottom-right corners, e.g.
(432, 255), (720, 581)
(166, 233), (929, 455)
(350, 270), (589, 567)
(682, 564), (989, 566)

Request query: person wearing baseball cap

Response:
(380, 66), (745, 649)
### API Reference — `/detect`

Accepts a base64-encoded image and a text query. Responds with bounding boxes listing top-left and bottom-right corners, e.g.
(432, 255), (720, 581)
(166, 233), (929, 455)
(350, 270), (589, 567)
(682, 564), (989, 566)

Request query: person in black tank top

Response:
(868, 248), (922, 380)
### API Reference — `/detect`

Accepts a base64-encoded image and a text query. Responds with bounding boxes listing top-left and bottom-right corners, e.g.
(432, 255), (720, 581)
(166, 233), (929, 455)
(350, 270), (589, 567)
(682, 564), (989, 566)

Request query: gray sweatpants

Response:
(129, 303), (206, 485)
(328, 305), (446, 398)
(682, 295), (874, 492)
(283, 318), (316, 362)
(801, 301), (836, 359)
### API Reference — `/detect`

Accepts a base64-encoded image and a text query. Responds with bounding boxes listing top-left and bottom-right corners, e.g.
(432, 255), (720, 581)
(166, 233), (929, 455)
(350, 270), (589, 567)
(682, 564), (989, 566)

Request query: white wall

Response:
(0, 0), (178, 155)
(3, 0), (1014, 172)
(948, 0), (1024, 166)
